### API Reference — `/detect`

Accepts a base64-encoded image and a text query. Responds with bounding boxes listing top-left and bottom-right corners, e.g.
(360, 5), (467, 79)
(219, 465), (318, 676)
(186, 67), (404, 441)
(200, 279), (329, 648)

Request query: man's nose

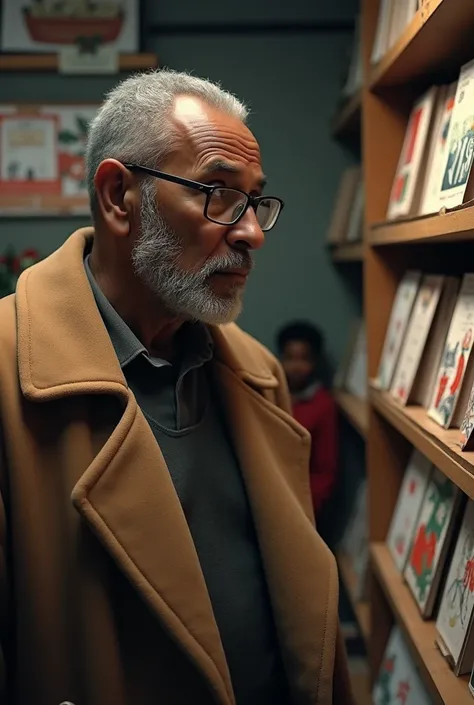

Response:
(225, 208), (265, 251)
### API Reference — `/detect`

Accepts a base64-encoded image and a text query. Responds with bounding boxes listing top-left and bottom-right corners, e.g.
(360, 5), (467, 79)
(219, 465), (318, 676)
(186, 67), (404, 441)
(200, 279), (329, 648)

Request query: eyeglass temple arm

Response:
(123, 164), (210, 194)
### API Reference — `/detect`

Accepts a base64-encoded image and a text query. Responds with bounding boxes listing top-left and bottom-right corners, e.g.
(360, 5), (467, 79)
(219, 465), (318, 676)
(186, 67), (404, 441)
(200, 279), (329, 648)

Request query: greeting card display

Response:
(0, 104), (97, 216)
(419, 82), (457, 215)
(438, 59), (474, 209)
(372, 626), (433, 705)
(340, 480), (368, 600)
(387, 87), (437, 219)
(436, 500), (474, 675)
(326, 167), (362, 245)
(386, 450), (433, 572)
(390, 275), (444, 405)
(345, 321), (367, 400)
(428, 273), (474, 429)
(375, 271), (421, 390)
(460, 382), (474, 450)
(0, 1), (139, 53)
(404, 469), (461, 617)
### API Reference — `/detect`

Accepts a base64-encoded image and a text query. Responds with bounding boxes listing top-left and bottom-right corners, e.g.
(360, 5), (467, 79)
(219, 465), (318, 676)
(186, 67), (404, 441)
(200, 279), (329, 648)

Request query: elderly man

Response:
(0, 70), (353, 705)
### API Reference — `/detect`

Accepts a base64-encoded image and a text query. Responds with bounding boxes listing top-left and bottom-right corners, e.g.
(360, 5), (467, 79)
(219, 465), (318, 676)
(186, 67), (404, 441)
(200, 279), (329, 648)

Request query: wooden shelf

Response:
(331, 90), (362, 140)
(335, 391), (369, 439)
(0, 53), (158, 72)
(369, 0), (474, 89)
(337, 550), (371, 645)
(369, 205), (474, 246)
(370, 387), (474, 500)
(331, 241), (365, 262)
(371, 543), (470, 705)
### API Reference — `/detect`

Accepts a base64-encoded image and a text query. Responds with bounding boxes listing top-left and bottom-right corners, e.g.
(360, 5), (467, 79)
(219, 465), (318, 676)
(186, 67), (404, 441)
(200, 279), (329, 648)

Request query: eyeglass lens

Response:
(207, 188), (280, 230)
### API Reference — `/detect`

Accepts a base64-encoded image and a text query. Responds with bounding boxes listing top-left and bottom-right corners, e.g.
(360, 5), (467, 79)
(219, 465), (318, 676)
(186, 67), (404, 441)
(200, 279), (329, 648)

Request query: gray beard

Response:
(131, 182), (253, 325)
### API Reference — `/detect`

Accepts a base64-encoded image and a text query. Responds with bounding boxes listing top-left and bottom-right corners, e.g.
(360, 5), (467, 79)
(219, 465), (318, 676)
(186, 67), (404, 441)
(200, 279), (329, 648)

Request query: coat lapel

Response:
(15, 229), (234, 705)
(214, 357), (339, 705)
(15, 228), (338, 705)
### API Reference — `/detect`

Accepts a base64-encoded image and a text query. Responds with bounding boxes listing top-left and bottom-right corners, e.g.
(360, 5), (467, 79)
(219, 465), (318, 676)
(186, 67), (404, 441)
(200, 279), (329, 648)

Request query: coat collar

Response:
(15, 227), (278, 402)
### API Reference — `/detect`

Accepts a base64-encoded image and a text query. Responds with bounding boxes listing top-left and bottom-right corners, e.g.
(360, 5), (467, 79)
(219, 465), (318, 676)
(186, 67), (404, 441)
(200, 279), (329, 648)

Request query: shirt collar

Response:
(84, 253), (213, 372)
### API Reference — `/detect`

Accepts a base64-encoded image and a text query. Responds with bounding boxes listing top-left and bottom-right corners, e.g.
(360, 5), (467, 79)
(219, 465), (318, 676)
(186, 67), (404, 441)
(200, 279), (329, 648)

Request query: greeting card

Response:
(386, 450), (433, 572)
(404, 469), (461, 617)
(436, 500), (474, 675)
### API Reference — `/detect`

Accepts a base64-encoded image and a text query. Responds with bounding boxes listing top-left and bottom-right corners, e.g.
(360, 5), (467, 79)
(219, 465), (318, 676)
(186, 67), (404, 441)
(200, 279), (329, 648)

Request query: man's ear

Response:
(94, 159), (138, 237)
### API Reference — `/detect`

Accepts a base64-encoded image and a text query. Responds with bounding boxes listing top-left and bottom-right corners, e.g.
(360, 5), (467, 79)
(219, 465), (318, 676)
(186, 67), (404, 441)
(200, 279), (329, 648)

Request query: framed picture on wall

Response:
(0, 103), (98, 217)
(0, 1), (139, 53)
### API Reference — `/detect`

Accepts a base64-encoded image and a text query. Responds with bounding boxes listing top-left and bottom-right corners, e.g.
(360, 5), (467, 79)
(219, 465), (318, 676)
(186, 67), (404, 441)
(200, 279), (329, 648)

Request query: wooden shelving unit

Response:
(331, 90), (362, 140)
(337, 550), (371, 645)
(368, 0), (474, 89)
(354, 1), (474, 702)
(369, 204), (474, 245)
(331, 241), (365, 262)
(370, 388), (474, 501)
(0, 53), (159, 72)
(371, 544), (471, 705)
(334, 391), (369, 439)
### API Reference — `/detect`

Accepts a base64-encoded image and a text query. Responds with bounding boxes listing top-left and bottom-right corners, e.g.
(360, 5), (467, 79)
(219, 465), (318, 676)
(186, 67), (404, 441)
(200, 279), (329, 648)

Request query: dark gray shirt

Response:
(84, 256), (289, 705)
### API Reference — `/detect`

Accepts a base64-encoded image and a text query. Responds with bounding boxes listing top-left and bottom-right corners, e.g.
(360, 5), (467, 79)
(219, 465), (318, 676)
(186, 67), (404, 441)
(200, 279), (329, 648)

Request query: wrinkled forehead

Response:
(170, 95), (263, 177)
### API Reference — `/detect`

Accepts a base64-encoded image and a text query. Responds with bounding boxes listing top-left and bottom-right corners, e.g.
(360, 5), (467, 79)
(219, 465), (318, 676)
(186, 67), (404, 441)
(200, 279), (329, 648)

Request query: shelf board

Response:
(335, 391), (369, 439)
(369, 0), (474, 89)
(336, 550), (371, 645)
(0, 53), (158, 72)
(331, 241), (365, 262)
(370, 387), (474, 500)
(371, 543), (470, 705)
(331, 90), (361, 140)
(369, 205), (474, 246)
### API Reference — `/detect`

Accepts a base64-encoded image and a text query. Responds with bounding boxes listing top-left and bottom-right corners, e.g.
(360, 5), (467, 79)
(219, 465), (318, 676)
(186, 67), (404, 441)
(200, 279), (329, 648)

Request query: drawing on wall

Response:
(0, 1), (139, 53)
(0, 104), (97, 216)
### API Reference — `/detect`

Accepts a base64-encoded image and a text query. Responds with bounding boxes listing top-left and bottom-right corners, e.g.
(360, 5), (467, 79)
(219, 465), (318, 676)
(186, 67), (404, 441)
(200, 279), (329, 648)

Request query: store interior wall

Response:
(0, 0), (360, 364)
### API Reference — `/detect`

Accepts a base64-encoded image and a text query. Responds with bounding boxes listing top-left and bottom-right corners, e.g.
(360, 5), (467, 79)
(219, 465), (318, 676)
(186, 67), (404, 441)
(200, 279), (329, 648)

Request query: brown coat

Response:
(0, 229), (354, 705)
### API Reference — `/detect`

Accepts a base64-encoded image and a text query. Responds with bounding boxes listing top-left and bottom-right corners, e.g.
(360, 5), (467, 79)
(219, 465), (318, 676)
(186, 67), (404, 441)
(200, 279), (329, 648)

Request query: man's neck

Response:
(89, 248), (183, 361)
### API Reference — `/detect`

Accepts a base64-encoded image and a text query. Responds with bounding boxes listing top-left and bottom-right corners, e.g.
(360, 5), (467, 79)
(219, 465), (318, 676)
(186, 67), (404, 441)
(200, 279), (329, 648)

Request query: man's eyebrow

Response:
(199, 159), (267, 188)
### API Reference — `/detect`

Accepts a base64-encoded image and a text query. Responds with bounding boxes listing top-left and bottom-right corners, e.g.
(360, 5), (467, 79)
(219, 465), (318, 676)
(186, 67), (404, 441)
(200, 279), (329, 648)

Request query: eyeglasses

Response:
(123, 163), (284, 231)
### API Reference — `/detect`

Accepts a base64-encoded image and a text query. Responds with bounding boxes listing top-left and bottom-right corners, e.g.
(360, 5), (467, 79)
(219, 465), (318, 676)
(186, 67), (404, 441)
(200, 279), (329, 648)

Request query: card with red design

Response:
(372, 626), (433, 705)
(387, 86), (438, 219)
(419, 82), (457, 215)
(0, 103), (98, 216)
(436, 500), (474, 675)
(428, 273), (474, 429)
(404, 468), (462, 617)
(386, 449), (433, 572)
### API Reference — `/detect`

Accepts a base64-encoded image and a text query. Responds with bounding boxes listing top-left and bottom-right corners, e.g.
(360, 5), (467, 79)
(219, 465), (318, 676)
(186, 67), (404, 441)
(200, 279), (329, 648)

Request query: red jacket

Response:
(292, 385), (338, 513)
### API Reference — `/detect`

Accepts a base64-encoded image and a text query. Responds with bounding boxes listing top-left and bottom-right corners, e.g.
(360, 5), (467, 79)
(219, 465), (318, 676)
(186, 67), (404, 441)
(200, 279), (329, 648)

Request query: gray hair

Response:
(86, 69), (249, 217)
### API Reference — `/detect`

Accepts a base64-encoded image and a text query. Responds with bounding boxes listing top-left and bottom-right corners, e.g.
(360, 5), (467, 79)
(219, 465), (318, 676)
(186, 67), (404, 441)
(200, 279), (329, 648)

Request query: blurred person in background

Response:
(278, 321), (338, 522)
(0, 70), (353, 705)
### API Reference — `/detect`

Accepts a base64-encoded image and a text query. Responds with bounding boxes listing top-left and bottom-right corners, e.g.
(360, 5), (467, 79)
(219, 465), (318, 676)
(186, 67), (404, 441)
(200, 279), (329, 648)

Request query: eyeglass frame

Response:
(123, 163), (284, 231)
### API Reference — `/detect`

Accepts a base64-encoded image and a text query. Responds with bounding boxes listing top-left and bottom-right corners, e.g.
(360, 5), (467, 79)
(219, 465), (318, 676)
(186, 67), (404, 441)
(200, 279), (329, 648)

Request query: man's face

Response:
(131, 96), (266, 325)
(281, 340), (316, 392)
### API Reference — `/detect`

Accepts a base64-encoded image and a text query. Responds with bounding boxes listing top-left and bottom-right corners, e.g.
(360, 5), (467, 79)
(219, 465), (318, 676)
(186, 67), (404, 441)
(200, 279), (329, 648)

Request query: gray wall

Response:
(0, 0), (360, 360)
